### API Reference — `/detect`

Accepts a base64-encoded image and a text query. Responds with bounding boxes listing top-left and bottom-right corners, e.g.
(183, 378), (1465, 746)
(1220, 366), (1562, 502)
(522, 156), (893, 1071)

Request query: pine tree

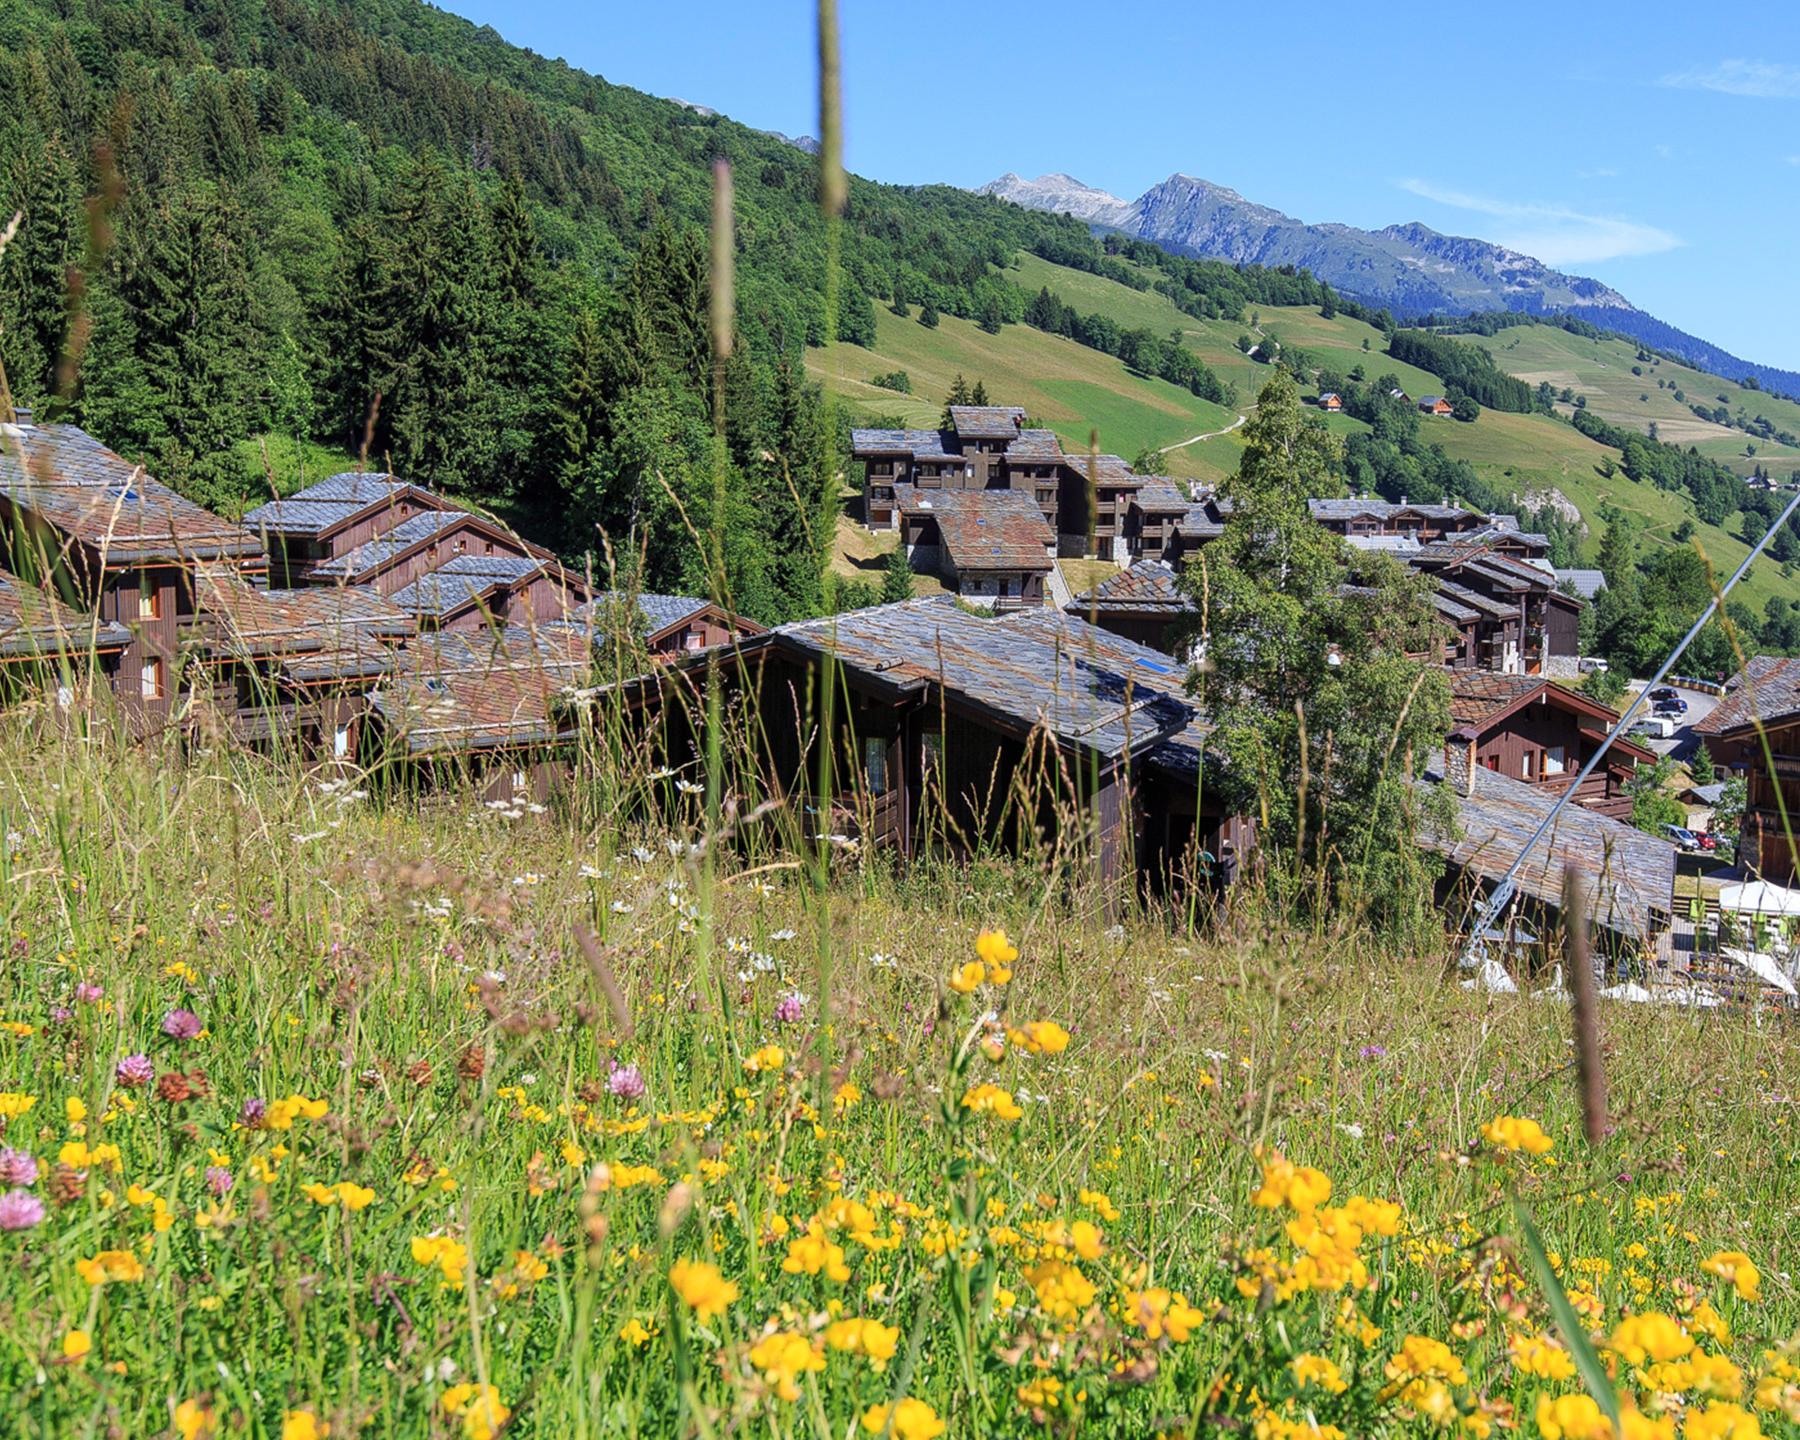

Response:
(970, 380), (989, 407)
(880, 541), (915, 604)
(940, 374), (970, 428)
(918, 299), (939, 329)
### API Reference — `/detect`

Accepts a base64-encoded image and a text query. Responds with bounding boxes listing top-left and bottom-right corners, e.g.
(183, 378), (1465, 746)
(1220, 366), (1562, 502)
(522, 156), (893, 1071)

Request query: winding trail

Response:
(1165, 411), (1247, 450)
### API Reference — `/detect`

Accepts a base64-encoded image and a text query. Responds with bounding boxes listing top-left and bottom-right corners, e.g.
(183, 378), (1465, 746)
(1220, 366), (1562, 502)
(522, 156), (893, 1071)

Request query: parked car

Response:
(1578, 656), (1610, 674)
(1662, 824), (1702, 852)
(1648, 686), (1681, 703)
(1696, 832), (1719, 852)
(1653, 696), (1689, 717)
(1632, 716), (1677, 740)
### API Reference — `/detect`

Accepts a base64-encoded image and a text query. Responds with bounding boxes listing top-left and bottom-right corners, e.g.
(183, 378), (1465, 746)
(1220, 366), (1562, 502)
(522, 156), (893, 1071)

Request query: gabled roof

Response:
(563, 591), (764, 646)
(761, 598), (1196, 762)
(0, 567), (131, 657)
(1131, 483), (1193, 514)
(309, 511), (467, 580)
(1004, 429), (1064, 461)
(849, 428), (955, 460)
(1445, 671), (1655, 763)
(389, 554), (546, 620)
(369, 626), (591, 755)
(948, 405), (1027, 439)
(1308, 497), (1471, 524)
(1415, 758), (1677, 939)
(1693, 655), (1800, 737)
(894, 486), (1053, 572)
(240, 473), (429, 537)
(0, 421), (261, 564)
(1554, 568), (1608, 600)
(1072, 561), (1189, 614)
(187, 570), (414, 675)
(1057, 452), (1142, 489)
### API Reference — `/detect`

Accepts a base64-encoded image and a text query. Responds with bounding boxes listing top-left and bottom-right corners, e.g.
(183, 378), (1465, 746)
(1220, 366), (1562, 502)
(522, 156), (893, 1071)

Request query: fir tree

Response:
(880, 542), (915, 604)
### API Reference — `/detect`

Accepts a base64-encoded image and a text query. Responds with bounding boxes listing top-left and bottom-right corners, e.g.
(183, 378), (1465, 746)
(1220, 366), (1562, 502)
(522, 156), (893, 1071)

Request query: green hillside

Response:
(911, 252), (1798, 616)
(1469, 324), (1800, 480)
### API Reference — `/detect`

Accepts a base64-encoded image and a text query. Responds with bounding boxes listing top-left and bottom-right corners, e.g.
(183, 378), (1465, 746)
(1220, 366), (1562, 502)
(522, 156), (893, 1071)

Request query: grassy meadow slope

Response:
(1472, 325), (1800, 480)
(851, 252), (1797, 613)
(0, 723), (1795, 1437)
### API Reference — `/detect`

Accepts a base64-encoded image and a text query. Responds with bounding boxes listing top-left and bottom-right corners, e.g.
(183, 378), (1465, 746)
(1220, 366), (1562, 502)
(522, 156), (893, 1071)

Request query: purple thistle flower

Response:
(205, 1166), (234, 1197)
(115, 1054), (155, 1088)
(238, 1097), (267, 1129)
(161, 1008), (202, 1041)
(773, 991), (808, 1026)
(0, 1148), (38, 1187)
(74, 982), (104, 1005)
(606, 1061), (646, 1102)
(0, 1188), (45, 1231)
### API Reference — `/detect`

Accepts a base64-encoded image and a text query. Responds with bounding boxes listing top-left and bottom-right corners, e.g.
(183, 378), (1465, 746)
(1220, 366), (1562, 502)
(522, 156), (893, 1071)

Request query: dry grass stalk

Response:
(1561, 865), (1608, 1146)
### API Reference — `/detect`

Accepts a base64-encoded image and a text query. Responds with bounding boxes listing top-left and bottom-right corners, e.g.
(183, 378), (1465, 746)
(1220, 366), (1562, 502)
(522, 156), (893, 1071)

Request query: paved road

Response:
(1621, 681), (1721, 758)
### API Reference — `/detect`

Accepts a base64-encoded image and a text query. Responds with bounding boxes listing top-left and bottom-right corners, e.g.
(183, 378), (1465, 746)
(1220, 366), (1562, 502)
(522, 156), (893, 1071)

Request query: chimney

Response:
(1444, 730), (1477, 798)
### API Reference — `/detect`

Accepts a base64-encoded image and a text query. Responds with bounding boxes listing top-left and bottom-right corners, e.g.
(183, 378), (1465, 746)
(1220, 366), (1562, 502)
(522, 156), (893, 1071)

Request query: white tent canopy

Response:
(1720, 946), (1800, 996)
(1717, 879), (1800, 917)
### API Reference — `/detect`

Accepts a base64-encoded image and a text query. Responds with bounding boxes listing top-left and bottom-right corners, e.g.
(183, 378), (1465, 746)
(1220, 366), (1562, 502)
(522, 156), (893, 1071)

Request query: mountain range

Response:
(979, 172), (1800, 396)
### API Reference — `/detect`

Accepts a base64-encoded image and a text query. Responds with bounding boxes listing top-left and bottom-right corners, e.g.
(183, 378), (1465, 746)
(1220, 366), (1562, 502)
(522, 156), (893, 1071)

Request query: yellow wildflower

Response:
(824, 1316), (900, 1369)
(1611, 1312), (1695, 1367)
(1479, 1115), (1554, 1155)
(1685, 1403), (1764, 1440)
(61, 1330), (91, 1363)
(282, 1412), (328, 1440)
(440, 1384), (509, 1440)
(782, 1222), (851, 1283)
(1508, 1331), (1576, 1381)
(1291, 1353), (1348, 1393)
(174, 1399), (217, 1440)
(861, 1398), (946, 1440)
(1702, 1250), (1761, 1302)
(75, 1250), (144, 1286)
(1252, 1153), (1332, 1214)
(975, 928), (1017, 981)
(669, 1257), (738, 1321)
(744, 1045), (785, 1074)
(1008, 1020), (1070, 1056)
(960, 1082), (1023, 1121)
(948, 961), (985, 994)
(747, 1330), (825, 1402)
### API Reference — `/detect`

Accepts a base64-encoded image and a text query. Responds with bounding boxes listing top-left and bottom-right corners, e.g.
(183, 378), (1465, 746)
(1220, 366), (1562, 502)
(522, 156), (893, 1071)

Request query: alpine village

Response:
(0, 2), (1798, 1438)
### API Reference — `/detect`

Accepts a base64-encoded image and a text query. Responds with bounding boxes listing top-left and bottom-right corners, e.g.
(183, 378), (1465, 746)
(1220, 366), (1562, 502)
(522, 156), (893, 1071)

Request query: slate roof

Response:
(240, 473), (416, 536)
(1131, 483), (1193, 514)
(566, 591), (726, 640)
(0, 567), (131, 657)
(1416, 757), (1677, 940)
(1073, 561), (1189, 613)
(1308, 498), (1471, 524)
(310, 511), (466, 579)
(849, 428), (954, 459)
(1057, 452), (1142, 489)
(1432, 591), (1481, 625)
(765, 598), (1196, 762)
(369, 626), (591, 754)
(1693, 655), (1800, 736)
(948, 405), (1028, 439)
(0, 421), (261, 563)
(1447, 671), (1548, 729)
(1346, 534), (1423, 555)
(187, 570), (414, 677)
(894, 487), (1053, 572)
(389, 555), (545, 619)
(1555, 568), (1608, 600)
(1004, 429), (1064, 461)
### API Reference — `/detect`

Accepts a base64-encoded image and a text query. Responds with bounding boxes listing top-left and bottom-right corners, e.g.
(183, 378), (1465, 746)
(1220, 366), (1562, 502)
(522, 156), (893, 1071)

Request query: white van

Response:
(1577, 656), (1610, 674)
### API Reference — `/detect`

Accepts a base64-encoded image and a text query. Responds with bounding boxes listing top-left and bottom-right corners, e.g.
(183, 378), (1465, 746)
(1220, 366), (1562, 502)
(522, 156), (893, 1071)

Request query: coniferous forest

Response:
(0, 0), (1112, 620)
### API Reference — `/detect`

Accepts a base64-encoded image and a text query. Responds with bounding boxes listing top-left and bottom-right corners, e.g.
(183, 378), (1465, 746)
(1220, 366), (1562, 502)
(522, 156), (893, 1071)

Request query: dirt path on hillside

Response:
(1166, 412), (1247, 449)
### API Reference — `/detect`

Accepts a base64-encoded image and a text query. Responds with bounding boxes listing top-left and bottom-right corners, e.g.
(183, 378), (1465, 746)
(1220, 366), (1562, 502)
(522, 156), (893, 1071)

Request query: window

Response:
(684, 630), (704, 651)
(140, 657), (164, 700)
(864, 737), (889, 795)
(138, 582), (161, 620)
(1520, 751), (1534, 780)
(454, 538), (467, 553)
(333, 724), (351, 759)
(511, 769), (528, 794)
(1543, 744), (1567, 777)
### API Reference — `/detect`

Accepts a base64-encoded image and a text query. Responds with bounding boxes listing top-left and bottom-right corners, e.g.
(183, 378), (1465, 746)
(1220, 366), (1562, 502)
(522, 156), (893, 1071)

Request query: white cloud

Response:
(1395, 179), (1681, 267)
(1659, 59), (1800, 99)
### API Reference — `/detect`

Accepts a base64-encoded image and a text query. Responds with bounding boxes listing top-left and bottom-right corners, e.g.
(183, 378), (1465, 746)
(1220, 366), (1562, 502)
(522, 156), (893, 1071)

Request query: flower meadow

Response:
(0, 745), (1797, 1438)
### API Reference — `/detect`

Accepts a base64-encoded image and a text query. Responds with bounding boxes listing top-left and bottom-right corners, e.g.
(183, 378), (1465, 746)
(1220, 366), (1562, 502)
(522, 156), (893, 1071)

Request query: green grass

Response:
(0, 721), (1794, 1437)
(1470, 325), (1800, 480)
(810, 305), (1231, 460)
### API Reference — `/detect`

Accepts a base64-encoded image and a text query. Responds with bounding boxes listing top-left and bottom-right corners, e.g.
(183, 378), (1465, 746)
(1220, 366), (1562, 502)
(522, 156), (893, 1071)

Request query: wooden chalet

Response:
(607, 598), (1252, 897)
(364, 626), (592, 805)
(386, 554), (587, 633)
(0, 565), (131, 701)
(893, 486), (1054, 609)
(1446, 671), (1654, 821)
(0, 414), (262, 729)
(560, 591), (766, 661)
(1122, 483), (1196, 563)
(1405, 541), (1578, 674)
(243, 474), (450, 585)
(1691, 657), (1800, 882)
(1419, 396), (1455, 416)
(1414, 740), (1678, 955)
(1308, 497), (1489, 544)
(183, 568), (416, 757)
(1316, 392), (1343, 412)
(1067, 562), (1193, 653)
(850, 406), (1146, 559)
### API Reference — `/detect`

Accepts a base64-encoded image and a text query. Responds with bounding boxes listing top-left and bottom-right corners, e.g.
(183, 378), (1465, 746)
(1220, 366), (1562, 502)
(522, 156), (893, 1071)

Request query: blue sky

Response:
(443, 0), (1800, 368)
